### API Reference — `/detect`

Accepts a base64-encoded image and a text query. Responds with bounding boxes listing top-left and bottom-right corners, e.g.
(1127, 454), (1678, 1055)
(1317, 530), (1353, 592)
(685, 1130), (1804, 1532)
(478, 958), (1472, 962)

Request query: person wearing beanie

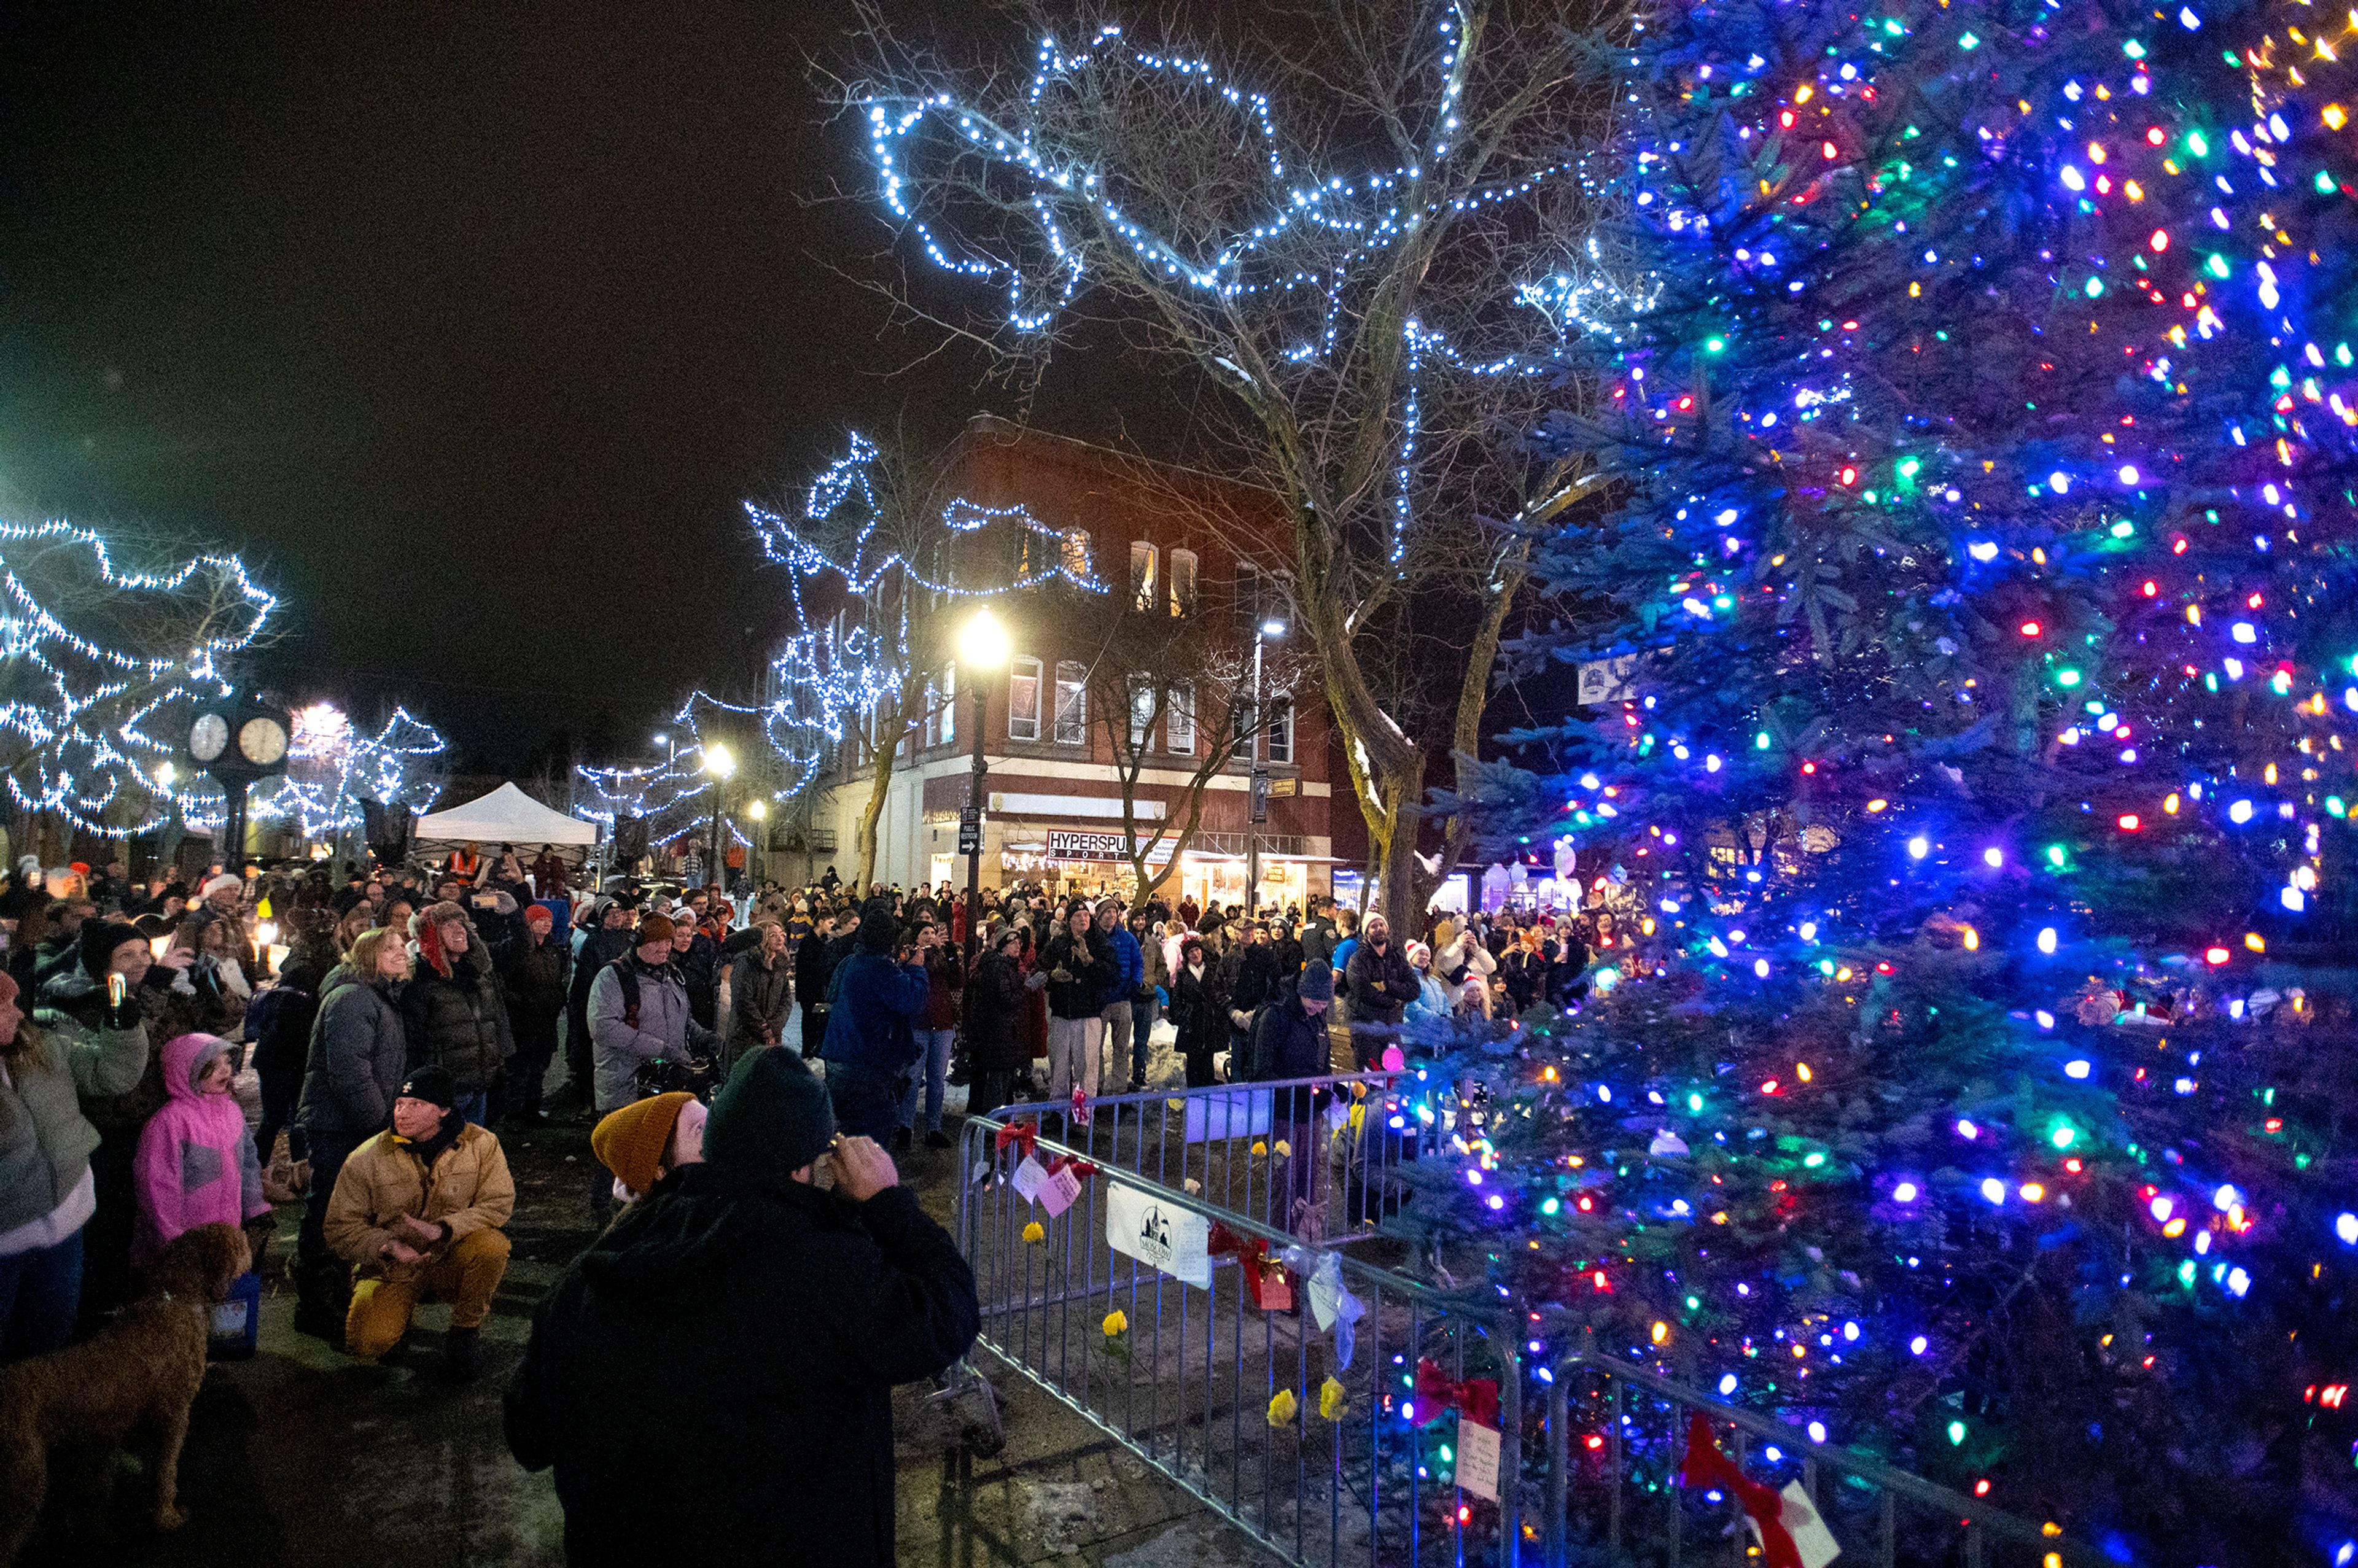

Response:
(560, 896), (636, 1116)
(506, 1048), (978, 1567)
(0, 966), (154, 1362)
(323, 1062), (514, 1379)
(399, 901), (512, 1128)
(1243, 963), (1337, 1234)
(816, 897), (932, 1146)
(585, 912), (717, 1218)
(495, 901), (570, 1127)
(1344, 912), (1420, 1068)
(590, 1090), (706, 1208)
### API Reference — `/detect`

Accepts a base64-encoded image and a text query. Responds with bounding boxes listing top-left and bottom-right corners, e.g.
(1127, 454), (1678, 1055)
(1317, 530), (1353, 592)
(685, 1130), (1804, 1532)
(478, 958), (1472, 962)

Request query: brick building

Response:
(788, 416), (1364, 907)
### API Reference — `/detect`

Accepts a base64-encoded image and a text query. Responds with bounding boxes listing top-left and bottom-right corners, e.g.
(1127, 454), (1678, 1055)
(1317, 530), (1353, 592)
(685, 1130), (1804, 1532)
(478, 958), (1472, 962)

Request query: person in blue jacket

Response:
(818, 898), (932, 1144)
(1093, 898), (1145, 1092)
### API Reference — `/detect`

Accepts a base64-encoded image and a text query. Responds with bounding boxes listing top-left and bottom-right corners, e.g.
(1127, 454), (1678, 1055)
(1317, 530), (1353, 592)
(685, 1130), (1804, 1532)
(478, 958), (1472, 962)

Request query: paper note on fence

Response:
(1455, 1419), (1502, 1502)
(1011, 1154), (1049, 1205)
(1185, 1089), (1272, 1144)
(1104, 1179), (1212, 1287)
(1777, 1481), (1842, 1568)
(1037, 1162), (1083, 1218)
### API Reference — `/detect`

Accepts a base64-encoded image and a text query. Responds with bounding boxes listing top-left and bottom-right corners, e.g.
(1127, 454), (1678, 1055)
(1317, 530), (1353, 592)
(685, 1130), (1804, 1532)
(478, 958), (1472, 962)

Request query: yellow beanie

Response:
(591, 1092), (696, 1195)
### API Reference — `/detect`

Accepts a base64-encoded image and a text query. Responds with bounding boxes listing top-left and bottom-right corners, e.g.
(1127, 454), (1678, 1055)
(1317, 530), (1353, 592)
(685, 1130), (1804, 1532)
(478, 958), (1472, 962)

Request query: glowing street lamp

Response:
(703, 742), (737, 895)
(957, 607), (1011, 982)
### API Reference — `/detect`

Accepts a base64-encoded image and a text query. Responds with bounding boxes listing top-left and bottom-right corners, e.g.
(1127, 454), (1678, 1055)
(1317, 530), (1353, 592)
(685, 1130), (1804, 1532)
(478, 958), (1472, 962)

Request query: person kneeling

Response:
(323, 1065), (515, 1379)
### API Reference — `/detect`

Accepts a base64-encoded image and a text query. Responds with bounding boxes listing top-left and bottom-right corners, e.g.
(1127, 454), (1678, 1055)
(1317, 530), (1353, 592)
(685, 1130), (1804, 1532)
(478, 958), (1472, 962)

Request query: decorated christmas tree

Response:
(1400, 0), (2358, 1558)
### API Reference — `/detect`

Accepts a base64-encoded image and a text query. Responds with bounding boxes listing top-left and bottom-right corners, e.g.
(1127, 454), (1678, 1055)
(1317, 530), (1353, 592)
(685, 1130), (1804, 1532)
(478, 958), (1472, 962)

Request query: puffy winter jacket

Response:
(1345, 940), (1420, 1028)
(817, 949), (928, 1073)
(963, 951), (1029, 1074)
(0, 1014), (149, 1236)
(295, 966), (410, 1136)
(400, 938), (512, 1095)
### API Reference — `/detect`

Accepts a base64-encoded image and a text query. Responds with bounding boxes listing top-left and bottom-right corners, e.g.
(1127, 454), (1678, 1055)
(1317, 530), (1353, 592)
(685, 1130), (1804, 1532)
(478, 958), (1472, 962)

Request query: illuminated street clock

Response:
(185, 691), (293, 782)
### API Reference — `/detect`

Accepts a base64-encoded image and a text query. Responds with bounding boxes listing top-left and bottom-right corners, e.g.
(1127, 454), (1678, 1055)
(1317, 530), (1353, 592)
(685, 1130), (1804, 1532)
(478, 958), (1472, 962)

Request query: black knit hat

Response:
(79, 920), (147, 985)
(856, 895), (899, 952)
(706, 1048), (836, 1181)
(398, 1065), (457, 1109)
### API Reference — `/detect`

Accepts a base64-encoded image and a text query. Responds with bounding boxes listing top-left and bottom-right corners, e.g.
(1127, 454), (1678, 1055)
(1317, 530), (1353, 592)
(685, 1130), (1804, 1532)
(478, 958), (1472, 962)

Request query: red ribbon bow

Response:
(1067, 1084), (1092, 1127)
(994, 1120), (1038, 1163)
(1208, 1223), (1293, 1310)
(1045, 1153), (1099, 1181)
(1412, 1359), (1501, 1429)
(1679, 1414), (1802, 1568)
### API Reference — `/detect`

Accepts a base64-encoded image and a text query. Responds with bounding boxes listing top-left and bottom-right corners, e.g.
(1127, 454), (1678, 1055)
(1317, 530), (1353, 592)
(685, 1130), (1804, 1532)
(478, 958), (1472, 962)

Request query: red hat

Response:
(524, 904), (554, 928)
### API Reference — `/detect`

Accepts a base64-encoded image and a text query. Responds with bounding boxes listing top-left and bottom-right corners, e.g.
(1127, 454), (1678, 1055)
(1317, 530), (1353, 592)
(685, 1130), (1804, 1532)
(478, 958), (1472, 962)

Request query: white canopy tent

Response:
(412, 783), (597, 850)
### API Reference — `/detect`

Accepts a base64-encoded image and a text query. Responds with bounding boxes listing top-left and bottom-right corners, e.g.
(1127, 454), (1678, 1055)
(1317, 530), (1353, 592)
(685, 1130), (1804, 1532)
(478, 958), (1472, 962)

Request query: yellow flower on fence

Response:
(1102, 1310), (1129, 1337)
(1274, 1139), (1292, 1159)
(1267, 1388), (1299, 1427)
(1022, 1221), (1045, 1244)
(1319, 1378), (1349, 1421)
(1251, 1140), (1268, 1157)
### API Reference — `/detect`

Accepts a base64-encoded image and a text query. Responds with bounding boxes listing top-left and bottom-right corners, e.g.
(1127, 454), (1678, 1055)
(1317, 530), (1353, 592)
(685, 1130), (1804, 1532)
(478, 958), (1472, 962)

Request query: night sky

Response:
(0, 2), (1138, 772)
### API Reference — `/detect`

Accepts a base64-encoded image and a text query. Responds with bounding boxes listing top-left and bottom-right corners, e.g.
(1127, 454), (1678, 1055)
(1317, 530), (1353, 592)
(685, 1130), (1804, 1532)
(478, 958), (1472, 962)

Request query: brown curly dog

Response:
(0, 1221), (251, 1567)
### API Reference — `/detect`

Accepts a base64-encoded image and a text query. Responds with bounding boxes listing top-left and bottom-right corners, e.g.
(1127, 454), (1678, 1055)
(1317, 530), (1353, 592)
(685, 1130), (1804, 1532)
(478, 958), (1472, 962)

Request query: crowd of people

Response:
(0, 837), (1620, 1562)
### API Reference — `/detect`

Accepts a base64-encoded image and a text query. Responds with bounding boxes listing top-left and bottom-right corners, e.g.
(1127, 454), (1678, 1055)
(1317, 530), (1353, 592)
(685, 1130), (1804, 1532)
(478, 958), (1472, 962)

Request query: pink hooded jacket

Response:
(131, 1031), (267, 1269)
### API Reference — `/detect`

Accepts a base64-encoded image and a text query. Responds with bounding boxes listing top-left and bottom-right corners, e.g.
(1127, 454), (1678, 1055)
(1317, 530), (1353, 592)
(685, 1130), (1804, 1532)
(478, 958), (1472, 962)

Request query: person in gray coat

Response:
(587, 912), (717, 1219)
(0, 968), (150, 1362)
(723, 919), (793, 1068)
(290, 927), (411, 1338)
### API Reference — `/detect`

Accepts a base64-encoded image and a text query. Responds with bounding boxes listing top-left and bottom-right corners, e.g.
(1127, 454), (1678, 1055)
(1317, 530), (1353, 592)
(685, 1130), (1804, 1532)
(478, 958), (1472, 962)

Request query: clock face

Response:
(239, 716), (289, 767)
(190, 713), (228, 763)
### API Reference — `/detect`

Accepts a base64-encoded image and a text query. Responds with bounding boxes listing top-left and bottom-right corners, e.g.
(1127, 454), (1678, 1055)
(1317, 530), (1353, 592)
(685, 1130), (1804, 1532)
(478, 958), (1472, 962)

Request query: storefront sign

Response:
(1105, 1180), (1211, 1287)
(1046, 829), (1172, 863)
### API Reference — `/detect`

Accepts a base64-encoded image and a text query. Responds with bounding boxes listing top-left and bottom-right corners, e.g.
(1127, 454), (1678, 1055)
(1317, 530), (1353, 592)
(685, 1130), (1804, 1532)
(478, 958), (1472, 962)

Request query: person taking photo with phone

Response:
(505, 1047), (977, 1567)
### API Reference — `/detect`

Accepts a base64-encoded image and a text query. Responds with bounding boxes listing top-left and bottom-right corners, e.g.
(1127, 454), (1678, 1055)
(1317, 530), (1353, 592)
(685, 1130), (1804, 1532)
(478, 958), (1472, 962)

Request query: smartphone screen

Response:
(106, 971), (126, 1006)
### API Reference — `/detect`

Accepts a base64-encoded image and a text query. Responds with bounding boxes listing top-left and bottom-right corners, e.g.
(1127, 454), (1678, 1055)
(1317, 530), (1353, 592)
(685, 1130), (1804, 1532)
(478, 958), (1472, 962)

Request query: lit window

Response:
(1054, 660), (1088, 745)
(1167, 549), (1198, 616)
(1128, 676), (1155, 751)
(1060, 530), (1092, 583)
(1007, 658), (1042, 742)
(1266, 697), (1293, 764)
(1129, 541), (1158, 613)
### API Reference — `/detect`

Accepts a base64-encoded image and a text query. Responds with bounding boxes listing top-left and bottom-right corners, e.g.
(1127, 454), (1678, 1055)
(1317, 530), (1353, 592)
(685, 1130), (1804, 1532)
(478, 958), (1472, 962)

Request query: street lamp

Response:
(1247, 617), (1285, 913)
(746, 798), (767, 888)
(654, 732), (674, 768)
(956, 608), (1011, 981)
(703, 741), (736, 895)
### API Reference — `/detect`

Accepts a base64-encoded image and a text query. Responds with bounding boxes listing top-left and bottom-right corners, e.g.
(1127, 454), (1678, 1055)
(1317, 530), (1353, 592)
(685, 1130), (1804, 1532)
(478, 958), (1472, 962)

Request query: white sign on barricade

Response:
(1104, 1179), (1212, 1288)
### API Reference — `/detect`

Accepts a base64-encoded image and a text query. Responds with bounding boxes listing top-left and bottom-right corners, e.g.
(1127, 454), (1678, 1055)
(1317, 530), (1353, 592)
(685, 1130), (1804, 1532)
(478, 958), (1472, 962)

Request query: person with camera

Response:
(816, 898), (930, 1146)
(505, 1047), (978, 1567)
(586, 912), (717, 1217)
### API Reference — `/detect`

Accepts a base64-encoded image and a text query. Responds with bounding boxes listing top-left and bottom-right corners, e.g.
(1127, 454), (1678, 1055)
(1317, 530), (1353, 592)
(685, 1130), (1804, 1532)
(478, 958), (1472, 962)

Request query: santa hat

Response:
(200, 873), (244, 900)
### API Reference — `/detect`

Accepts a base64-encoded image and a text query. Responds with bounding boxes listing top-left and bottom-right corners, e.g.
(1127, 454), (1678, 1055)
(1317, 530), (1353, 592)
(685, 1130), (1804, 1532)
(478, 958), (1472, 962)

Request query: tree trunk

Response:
(853, 723), (901, 893)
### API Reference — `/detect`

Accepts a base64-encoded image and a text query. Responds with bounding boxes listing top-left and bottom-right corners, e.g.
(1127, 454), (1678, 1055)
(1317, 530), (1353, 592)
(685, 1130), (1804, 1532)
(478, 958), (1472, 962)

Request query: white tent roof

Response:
(413, 783), (597, 847)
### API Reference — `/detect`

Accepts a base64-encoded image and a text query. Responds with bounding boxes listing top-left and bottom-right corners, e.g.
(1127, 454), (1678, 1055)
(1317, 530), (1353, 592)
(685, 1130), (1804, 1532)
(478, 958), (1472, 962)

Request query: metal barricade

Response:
(981, 1073), (1430, 1247)
(957, 1111), (1521, 1567)
(958, 1095), (2100, 1568)
(1536, 1345), (2098, 1568)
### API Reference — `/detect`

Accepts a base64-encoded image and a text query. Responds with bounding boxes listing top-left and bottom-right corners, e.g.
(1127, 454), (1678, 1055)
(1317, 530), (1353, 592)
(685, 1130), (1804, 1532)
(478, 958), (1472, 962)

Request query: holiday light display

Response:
(0, 520), (277, 836)
(1391, 0), (2358, 1559)
(248, 703), (448, 839)
(574, 689), (819, 853)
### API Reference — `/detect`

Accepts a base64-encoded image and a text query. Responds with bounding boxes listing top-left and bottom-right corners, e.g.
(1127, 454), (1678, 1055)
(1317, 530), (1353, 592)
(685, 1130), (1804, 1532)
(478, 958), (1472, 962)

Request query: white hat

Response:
(200, 873), (245, 899)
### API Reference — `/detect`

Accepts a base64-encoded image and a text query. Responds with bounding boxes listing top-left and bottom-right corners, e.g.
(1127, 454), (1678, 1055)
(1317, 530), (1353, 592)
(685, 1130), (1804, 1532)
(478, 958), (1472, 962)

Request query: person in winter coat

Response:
(504, 1047), (978, 1568)
(1041, 906), (1116, 1106)
(793, 912), (840, 1062)
(1092, 899), (1143, 1095)
(324, 1064), (514, 1379)
(254, 919), (337, 1165)
(964, 926), (1030, 1118)
(562, 898), (636, 1111)
(131, 1031), (270, 1272)
(672, 914), (720, 1034)
(399, 902), (513, 1127)
(1404, 941), (1457, 1028)
(906, 922), (962, 1148)
(291, 927), (413, 1338)
(496, 904), (570, 1126)
(1216, 925), (1281, 1078)
(0, 970), (152, 1362)
(817, 900), (931, 1143)
(1344, 914), (1421, 1069)
(587, 914), (719, 1117)
(723, 919), (793, 1068)
(1243, 966), (1334, 1233)
(1168, 934), (1225, 1088)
